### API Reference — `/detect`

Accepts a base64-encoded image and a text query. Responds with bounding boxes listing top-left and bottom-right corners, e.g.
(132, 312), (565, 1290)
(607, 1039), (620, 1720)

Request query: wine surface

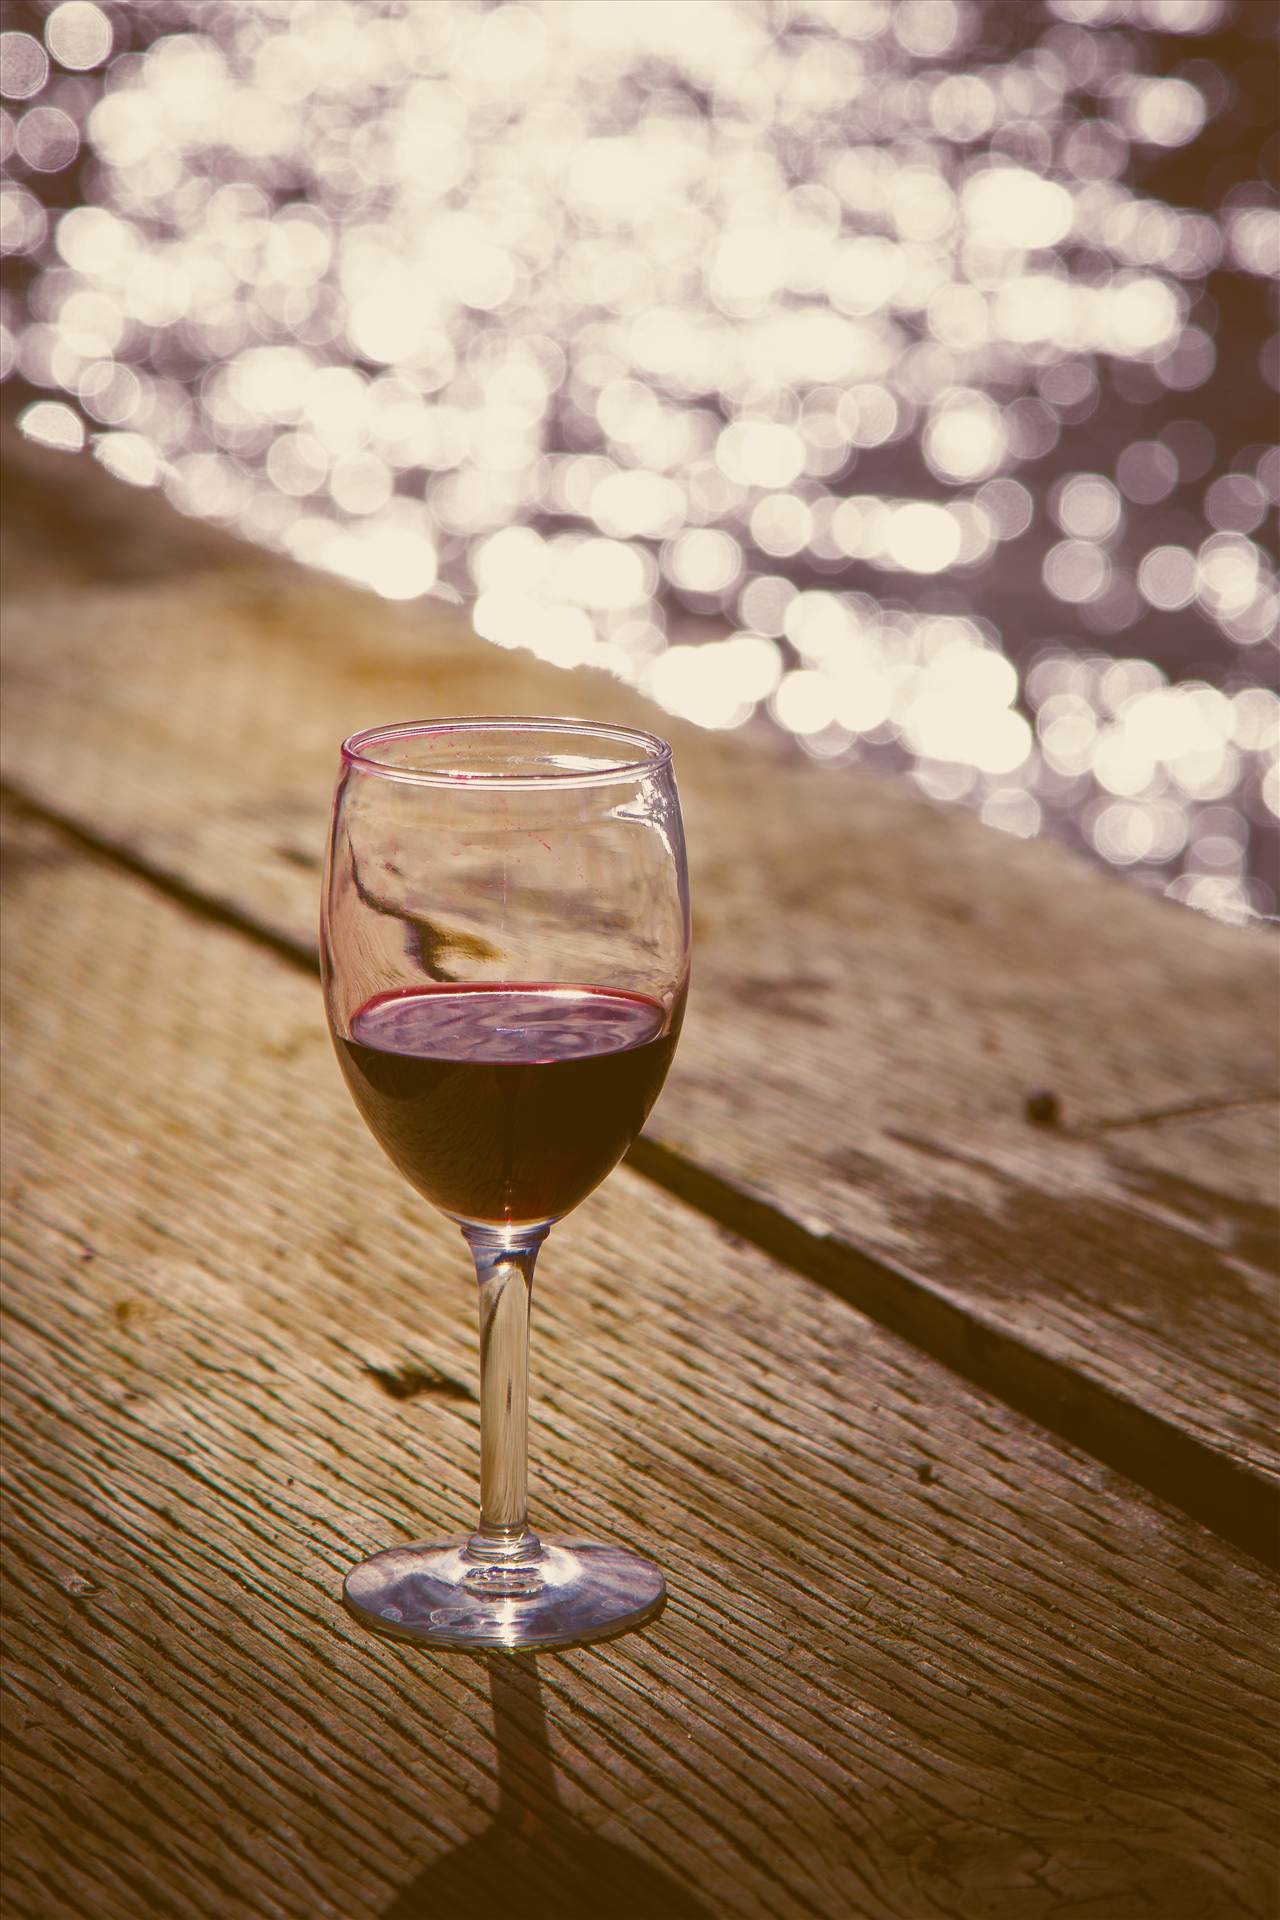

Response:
(334, 983), (682, 1226)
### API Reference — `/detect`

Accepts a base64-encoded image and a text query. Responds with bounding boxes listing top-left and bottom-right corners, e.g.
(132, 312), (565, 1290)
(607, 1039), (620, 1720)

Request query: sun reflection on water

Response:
(2, 0), (1276, 922)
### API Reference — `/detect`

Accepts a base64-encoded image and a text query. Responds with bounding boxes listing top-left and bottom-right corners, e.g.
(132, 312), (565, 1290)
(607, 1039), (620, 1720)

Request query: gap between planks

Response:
(5, 774), (1275, 1574)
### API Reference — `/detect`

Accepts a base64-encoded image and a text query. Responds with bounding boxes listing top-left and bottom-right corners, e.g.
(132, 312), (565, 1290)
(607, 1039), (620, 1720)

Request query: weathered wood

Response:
(3, 806), (1277, 1920)
(0, 419), (268, 594)
(2, 434), (1275, 1562)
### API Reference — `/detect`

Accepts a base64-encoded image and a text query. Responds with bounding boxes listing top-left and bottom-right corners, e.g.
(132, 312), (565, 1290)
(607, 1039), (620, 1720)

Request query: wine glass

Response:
(322, 717), (690, 1651)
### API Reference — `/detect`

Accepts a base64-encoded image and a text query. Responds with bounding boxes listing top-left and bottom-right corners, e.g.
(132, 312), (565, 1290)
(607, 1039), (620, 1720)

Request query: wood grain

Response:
(2, 464), (1276, 1560)
(3, 805), (1277, 1920)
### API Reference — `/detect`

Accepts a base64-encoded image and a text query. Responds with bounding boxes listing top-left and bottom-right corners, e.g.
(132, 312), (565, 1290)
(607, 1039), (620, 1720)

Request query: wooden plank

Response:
(3, 805), (1277, 1920)
(2, 489), (1276, 1562)
(0, 419), (264, 594)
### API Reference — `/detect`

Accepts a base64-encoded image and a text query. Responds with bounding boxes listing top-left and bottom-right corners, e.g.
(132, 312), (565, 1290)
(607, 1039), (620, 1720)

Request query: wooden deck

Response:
(2, 430), (1277, 1919)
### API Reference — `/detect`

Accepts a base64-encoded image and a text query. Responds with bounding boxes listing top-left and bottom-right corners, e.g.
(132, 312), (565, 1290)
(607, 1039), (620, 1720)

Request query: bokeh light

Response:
(44, 3), (111, 72)
(1138, 546), (1199, 610)
(0, 32), (47, 100)
(0, 0), (1275, 923)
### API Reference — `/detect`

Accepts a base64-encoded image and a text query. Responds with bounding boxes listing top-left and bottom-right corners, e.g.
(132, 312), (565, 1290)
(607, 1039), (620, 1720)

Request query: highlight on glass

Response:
(322, 717), (690, 1650)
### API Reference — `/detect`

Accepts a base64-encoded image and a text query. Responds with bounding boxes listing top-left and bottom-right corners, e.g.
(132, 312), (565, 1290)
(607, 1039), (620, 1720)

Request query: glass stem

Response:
(461, 1224), (547, 1569)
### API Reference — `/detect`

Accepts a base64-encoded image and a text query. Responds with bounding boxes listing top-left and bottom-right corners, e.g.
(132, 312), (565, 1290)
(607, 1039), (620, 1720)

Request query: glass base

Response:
(343, 1537), (666, 1651)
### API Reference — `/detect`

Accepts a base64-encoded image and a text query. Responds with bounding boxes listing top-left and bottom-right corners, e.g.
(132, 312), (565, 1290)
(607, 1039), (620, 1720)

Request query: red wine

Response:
(334, 983), (683, 1226)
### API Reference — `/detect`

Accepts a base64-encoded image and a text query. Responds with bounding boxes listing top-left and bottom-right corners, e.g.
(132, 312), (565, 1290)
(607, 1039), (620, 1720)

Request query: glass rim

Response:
(340, 716), (673, 789)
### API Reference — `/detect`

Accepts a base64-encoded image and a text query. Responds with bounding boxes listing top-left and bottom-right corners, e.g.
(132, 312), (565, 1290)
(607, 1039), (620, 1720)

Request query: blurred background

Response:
(1, 0), (1276, 922)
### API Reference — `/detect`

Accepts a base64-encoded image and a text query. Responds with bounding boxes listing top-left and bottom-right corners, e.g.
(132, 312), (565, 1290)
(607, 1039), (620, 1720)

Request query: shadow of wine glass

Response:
(381, 1651), (715, 1920)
